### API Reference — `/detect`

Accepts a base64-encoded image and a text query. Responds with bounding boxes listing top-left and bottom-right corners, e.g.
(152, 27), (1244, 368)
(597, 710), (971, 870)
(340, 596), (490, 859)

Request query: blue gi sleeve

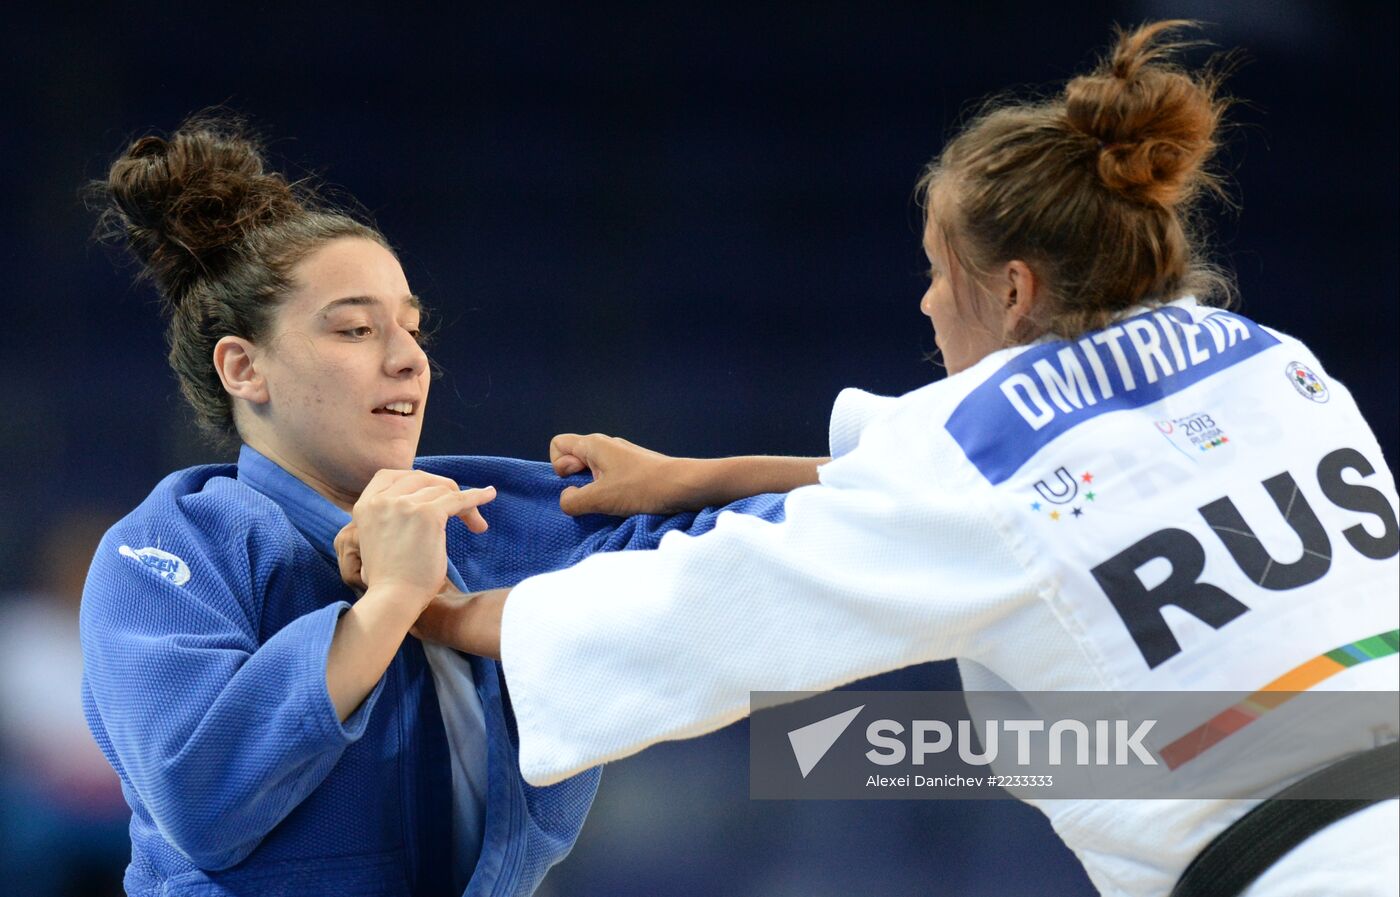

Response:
(419, 456), (787, 586)
(562, 492), (788, 562)
(79, 482), (387, 871)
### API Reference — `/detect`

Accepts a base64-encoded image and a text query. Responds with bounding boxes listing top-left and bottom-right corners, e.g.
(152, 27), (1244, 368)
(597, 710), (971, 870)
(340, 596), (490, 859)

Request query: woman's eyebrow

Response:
(317, 294), (422, 316)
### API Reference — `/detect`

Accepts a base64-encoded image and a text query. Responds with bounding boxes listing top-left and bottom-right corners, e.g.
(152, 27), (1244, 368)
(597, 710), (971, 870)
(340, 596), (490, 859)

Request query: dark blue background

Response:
(2, 2), (1394, 895)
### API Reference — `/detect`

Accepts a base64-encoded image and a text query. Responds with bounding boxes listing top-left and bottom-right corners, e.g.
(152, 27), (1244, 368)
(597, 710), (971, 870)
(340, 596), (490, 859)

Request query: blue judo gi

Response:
(80, 446), (784, 897)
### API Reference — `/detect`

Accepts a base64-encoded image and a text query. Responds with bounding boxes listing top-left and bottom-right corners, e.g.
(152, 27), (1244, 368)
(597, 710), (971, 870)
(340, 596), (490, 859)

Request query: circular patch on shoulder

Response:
(1285, 361), (1329, 403)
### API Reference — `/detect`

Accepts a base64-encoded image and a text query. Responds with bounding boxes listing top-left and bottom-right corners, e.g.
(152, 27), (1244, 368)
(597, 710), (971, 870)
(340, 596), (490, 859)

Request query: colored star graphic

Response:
(1049, 511), (1061, 521)
(1081, 472), (1094, 484)
(1085, 491), (1096, 501)
(1072, 507), (1083, 517)
(1030, 501), (1042, 512)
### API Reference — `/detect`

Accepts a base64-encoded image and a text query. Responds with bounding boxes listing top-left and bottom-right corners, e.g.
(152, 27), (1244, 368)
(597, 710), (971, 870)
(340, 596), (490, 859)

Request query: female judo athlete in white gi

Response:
(79, 117), (796, 896)
(338, 21), (1400, 897)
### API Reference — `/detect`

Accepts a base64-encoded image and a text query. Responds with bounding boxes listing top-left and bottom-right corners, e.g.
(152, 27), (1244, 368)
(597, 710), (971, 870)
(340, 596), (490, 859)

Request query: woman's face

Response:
(245, 236), (430, 506)
(919, 215), (1004, 375)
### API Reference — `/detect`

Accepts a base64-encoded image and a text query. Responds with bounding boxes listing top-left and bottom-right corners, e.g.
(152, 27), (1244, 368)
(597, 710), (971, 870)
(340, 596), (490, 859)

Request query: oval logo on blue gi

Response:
(118, 544), (191, 586)
(1285, 361), (1328, 403)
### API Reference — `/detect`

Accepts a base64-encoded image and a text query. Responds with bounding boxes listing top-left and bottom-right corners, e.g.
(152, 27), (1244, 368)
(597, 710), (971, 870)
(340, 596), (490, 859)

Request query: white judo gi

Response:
(500, 297), (1400, 896)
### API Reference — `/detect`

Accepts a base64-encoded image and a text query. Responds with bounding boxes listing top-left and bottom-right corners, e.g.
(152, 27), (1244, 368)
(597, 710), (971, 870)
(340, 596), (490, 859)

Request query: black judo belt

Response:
(1171, 740), (1399, 897)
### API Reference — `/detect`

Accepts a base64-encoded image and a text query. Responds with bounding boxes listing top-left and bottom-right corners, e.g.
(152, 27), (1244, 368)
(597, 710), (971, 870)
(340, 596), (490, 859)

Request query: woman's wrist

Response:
(326, 583), (431, 722)
(669, 455), (826, 509)
(458, 588), (506, 659)
(663, 457), (724, 511)
(359, 581), (435, 624)
(371, 579), (439, 611)
(413, 587), (508, 659)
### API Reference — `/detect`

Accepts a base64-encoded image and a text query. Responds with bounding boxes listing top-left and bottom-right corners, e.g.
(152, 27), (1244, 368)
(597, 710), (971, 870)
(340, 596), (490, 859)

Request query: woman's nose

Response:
(386, 326), (428, 377)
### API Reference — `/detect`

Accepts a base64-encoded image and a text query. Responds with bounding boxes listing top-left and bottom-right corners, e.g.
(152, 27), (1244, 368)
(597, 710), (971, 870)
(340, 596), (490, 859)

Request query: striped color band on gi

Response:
(1160, 628), (1400, 770)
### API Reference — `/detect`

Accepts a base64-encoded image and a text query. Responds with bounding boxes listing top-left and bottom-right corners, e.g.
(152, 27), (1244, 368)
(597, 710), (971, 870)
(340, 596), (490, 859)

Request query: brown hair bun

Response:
(1065, 20), (1225, 208)
(918, 20), (1236, 339)
(91, 113), (387, 439)
(98, 115), (303, 302)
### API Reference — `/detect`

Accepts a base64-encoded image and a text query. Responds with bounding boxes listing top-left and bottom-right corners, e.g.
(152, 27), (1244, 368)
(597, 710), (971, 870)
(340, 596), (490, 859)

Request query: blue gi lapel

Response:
(235, 445), (354, 556)
(235, 444), (482, 592)
(235, 444), (527, 897)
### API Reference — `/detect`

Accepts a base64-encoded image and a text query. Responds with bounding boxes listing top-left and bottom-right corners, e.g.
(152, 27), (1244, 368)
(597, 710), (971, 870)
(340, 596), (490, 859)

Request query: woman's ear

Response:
(1002, 260), (1042, 341)
(213, 336), (270, 405)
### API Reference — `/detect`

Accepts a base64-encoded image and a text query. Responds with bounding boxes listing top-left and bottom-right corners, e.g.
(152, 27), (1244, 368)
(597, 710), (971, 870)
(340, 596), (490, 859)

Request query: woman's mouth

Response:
(372, 401), (417, 417)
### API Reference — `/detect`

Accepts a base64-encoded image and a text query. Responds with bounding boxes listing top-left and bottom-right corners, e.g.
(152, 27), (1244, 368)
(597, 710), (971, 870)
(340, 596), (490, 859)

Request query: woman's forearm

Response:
(670, 455), (826, 508)
(411, 587), (508, 660)
(551, 432), (826, 516)
(326, 583), (426, 721)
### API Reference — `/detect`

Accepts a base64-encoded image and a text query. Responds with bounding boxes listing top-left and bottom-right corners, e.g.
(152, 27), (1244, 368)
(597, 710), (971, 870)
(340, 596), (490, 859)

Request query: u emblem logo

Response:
(1033, 467), (1079, 505)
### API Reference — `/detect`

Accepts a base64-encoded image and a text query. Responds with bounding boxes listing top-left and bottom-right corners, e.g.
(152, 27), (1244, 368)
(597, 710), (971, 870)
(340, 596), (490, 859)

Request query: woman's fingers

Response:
(549, 432), (630, 478)
(550, 432), (669, 516)
(356, 468), (470, 512)
(356, 467), (425, 502)
(458, 507), (490, 534)
(558, 483), (589, 516)
(380, 470), (467, 500)
(415, 485), (497, 532)
(358, 472), (496, 525)
(558, 482), (627, 517)
(549, 433), (584, 464)
(334, 521), (366, 591)
(333, 520), (356, 556)
(550, 433), (594, 477)
(344, 473), (495, 597)
(554, 453), (587, 477)
(451, 486), (496, 533)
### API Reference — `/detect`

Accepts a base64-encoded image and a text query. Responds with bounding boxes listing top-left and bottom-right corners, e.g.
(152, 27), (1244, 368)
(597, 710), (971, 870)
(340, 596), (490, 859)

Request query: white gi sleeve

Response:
(500, 444), (1037, 786)
(827, 387), (899, 459)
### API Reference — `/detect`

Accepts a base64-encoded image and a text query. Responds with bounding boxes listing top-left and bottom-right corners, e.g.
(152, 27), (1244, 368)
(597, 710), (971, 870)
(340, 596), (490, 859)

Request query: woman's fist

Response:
(338, 469), (495, 605)
(550, 432), (688, 516)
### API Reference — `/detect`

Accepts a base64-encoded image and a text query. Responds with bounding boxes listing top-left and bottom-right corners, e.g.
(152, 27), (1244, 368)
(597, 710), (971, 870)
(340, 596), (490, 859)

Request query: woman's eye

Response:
(407, 329), (424, 343)
(341, 326), (373, 339)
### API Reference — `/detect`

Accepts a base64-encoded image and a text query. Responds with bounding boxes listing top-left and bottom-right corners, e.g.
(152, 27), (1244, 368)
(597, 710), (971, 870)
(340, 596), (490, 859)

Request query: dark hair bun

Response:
(95, 114), (303, 301)
(1064, 20), (1224, 207)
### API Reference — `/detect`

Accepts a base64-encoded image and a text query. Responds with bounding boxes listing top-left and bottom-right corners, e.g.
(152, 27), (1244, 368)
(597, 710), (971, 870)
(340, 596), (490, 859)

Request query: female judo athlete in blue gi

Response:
(342, 22), (1400, 897)
(77, 116), (808, 897)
